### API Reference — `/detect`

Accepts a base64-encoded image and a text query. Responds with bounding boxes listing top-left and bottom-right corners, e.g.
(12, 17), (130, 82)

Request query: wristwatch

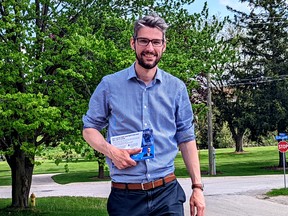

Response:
(192, 183), (204, 191)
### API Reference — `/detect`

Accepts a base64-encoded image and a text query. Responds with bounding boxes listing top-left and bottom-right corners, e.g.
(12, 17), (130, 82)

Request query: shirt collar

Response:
(127, 63), (162, 83)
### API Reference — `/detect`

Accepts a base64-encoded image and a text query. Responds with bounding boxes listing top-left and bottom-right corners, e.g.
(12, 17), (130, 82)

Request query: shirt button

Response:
(147, 174), (150, 178)
(144, 123), (147, 126)
(146, 159), (150, 162)
(144, 105), (147, 109)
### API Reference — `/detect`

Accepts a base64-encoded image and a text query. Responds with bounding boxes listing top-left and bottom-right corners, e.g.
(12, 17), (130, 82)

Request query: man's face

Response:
(130, 27), (166, 70)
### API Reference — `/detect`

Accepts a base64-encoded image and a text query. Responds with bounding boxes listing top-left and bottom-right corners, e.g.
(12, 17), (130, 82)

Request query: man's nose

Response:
(145, 41), (154, 50)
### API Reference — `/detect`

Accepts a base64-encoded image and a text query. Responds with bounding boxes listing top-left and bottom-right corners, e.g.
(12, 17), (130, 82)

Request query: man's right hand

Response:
(109, 147), (142, 169)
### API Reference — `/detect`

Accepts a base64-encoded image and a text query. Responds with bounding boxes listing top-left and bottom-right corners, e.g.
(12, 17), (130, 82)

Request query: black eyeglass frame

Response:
(134, 37), (165, 47)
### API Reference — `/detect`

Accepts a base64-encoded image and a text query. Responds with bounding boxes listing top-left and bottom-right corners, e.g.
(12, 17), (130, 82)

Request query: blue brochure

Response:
(131, 128), (155, 161)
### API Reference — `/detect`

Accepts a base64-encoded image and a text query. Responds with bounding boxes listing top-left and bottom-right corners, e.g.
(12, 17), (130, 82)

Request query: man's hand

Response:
(190, 189), (205, 216)
(109, 147), (142, 169)
(83, 128), (142, 169)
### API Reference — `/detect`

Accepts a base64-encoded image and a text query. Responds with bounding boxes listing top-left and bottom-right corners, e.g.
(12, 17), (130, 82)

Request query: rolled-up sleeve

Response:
(82, 78), (110, 131)
(175, 85), (196, 144)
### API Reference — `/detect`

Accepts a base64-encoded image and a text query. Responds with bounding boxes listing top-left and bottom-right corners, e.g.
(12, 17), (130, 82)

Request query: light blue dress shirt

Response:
(82, 63), (195, 183)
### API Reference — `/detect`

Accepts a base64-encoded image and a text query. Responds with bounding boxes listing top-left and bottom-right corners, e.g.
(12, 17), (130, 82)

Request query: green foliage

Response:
(0, 0), (239, 207)
(0, 93), (61, 145)
(0, 1), (143, 207)
(0, 0), (233, 164)
(158, 2), (236, 148)
(212, 0), (288, 151)
(215, 122), (234, 148)
(228, 0), (287, 134)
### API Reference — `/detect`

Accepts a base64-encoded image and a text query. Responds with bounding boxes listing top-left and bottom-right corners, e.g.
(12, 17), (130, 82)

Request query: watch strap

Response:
(192, 183), (204, 191)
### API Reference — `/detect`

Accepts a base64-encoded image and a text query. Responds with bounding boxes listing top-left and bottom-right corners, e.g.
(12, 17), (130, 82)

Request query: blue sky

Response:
(186, 0), (250, 18)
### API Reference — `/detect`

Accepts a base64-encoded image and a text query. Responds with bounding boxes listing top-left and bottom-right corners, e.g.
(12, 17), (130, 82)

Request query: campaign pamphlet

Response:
(110, 128), (155, 161)
(110, 131), (143, 149)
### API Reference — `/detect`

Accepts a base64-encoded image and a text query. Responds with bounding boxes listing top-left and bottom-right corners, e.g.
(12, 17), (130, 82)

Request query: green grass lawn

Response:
(0, 197), (108, 216)
(178, 146), (285, 177)
(0, 146), (285, 186)
(194, 146), (284, 176)
(0, 146), (287, 215)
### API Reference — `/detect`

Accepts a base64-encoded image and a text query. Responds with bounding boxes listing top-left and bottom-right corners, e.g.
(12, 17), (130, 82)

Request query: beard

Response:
(135, 50), (162, 69)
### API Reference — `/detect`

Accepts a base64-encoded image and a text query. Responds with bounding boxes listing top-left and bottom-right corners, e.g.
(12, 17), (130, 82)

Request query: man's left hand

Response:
(190, 189), (205, 216)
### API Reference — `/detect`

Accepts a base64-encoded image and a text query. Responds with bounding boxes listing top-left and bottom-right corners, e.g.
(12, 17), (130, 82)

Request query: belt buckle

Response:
(141, 181), (155, 190)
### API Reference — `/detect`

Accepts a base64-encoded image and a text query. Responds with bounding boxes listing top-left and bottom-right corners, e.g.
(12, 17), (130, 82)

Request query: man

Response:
(82, 12), (205, 216)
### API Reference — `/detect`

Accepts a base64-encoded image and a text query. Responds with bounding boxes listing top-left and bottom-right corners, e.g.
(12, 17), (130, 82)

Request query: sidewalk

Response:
(1, 174), (288, 215)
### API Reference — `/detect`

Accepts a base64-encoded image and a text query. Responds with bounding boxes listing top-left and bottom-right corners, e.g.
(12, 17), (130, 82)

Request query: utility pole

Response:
(207, 72), (216, 175)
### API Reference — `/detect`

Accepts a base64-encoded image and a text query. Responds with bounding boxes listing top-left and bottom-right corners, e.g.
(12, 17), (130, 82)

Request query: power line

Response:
(230, 74), (288, 82)
(248, 17), (288, 20)
(223, 75), (288, 87)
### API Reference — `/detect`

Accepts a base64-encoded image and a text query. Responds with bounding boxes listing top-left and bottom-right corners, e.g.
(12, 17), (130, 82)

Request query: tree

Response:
(162, 2), (237, 149)
(0, 0), (128, 208)
(218, 0), (288, 154)
(210, 22), (253, 152)
(0, 0), (238, 209)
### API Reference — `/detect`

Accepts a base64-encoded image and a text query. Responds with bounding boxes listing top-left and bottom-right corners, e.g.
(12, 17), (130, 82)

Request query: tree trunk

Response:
(231, 130), (245, 152)
(278, 152), (287, 168)
(94, 150), (106, 179)
(5, 146), (34, 208)
(235, 133), (244, 152)
(98, 163), (105, 179)
(228, 124), (245, 152)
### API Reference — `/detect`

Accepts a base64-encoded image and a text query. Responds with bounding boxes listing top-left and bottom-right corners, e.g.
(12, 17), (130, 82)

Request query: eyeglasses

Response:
(134, 37), (164, 47)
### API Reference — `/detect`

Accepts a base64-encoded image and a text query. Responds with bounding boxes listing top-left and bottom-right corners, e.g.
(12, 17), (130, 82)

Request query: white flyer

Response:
(110, 131), (143, 149)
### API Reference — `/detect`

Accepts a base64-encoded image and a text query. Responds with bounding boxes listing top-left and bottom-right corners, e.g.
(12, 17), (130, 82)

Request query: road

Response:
(1, 174), (288, 215)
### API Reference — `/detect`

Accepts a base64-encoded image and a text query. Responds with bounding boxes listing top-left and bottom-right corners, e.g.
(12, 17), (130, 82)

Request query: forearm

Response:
(82, 128), (114, 158)
(179, 140), (202, 185)
(82, 128), (141, 169)
(180, 140), (205, 215)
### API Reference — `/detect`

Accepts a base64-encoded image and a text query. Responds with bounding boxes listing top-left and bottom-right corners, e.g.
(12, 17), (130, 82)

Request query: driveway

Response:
(1, 174), (288, 216)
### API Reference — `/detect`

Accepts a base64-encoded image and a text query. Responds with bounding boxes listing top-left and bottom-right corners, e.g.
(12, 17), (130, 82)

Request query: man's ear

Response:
(130, 37), (135, 50)
(162, 41), (166, 52)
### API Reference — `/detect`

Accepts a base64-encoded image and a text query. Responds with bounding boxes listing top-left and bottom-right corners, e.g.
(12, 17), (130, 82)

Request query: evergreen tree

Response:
(223, 0), (288, 155)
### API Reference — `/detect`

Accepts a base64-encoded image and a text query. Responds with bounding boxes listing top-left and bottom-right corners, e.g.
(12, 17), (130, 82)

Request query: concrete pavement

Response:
(1, 174), (288, 215)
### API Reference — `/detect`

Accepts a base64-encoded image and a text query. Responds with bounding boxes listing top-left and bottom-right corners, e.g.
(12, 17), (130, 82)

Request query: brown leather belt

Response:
(111, 173), (176, 191)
